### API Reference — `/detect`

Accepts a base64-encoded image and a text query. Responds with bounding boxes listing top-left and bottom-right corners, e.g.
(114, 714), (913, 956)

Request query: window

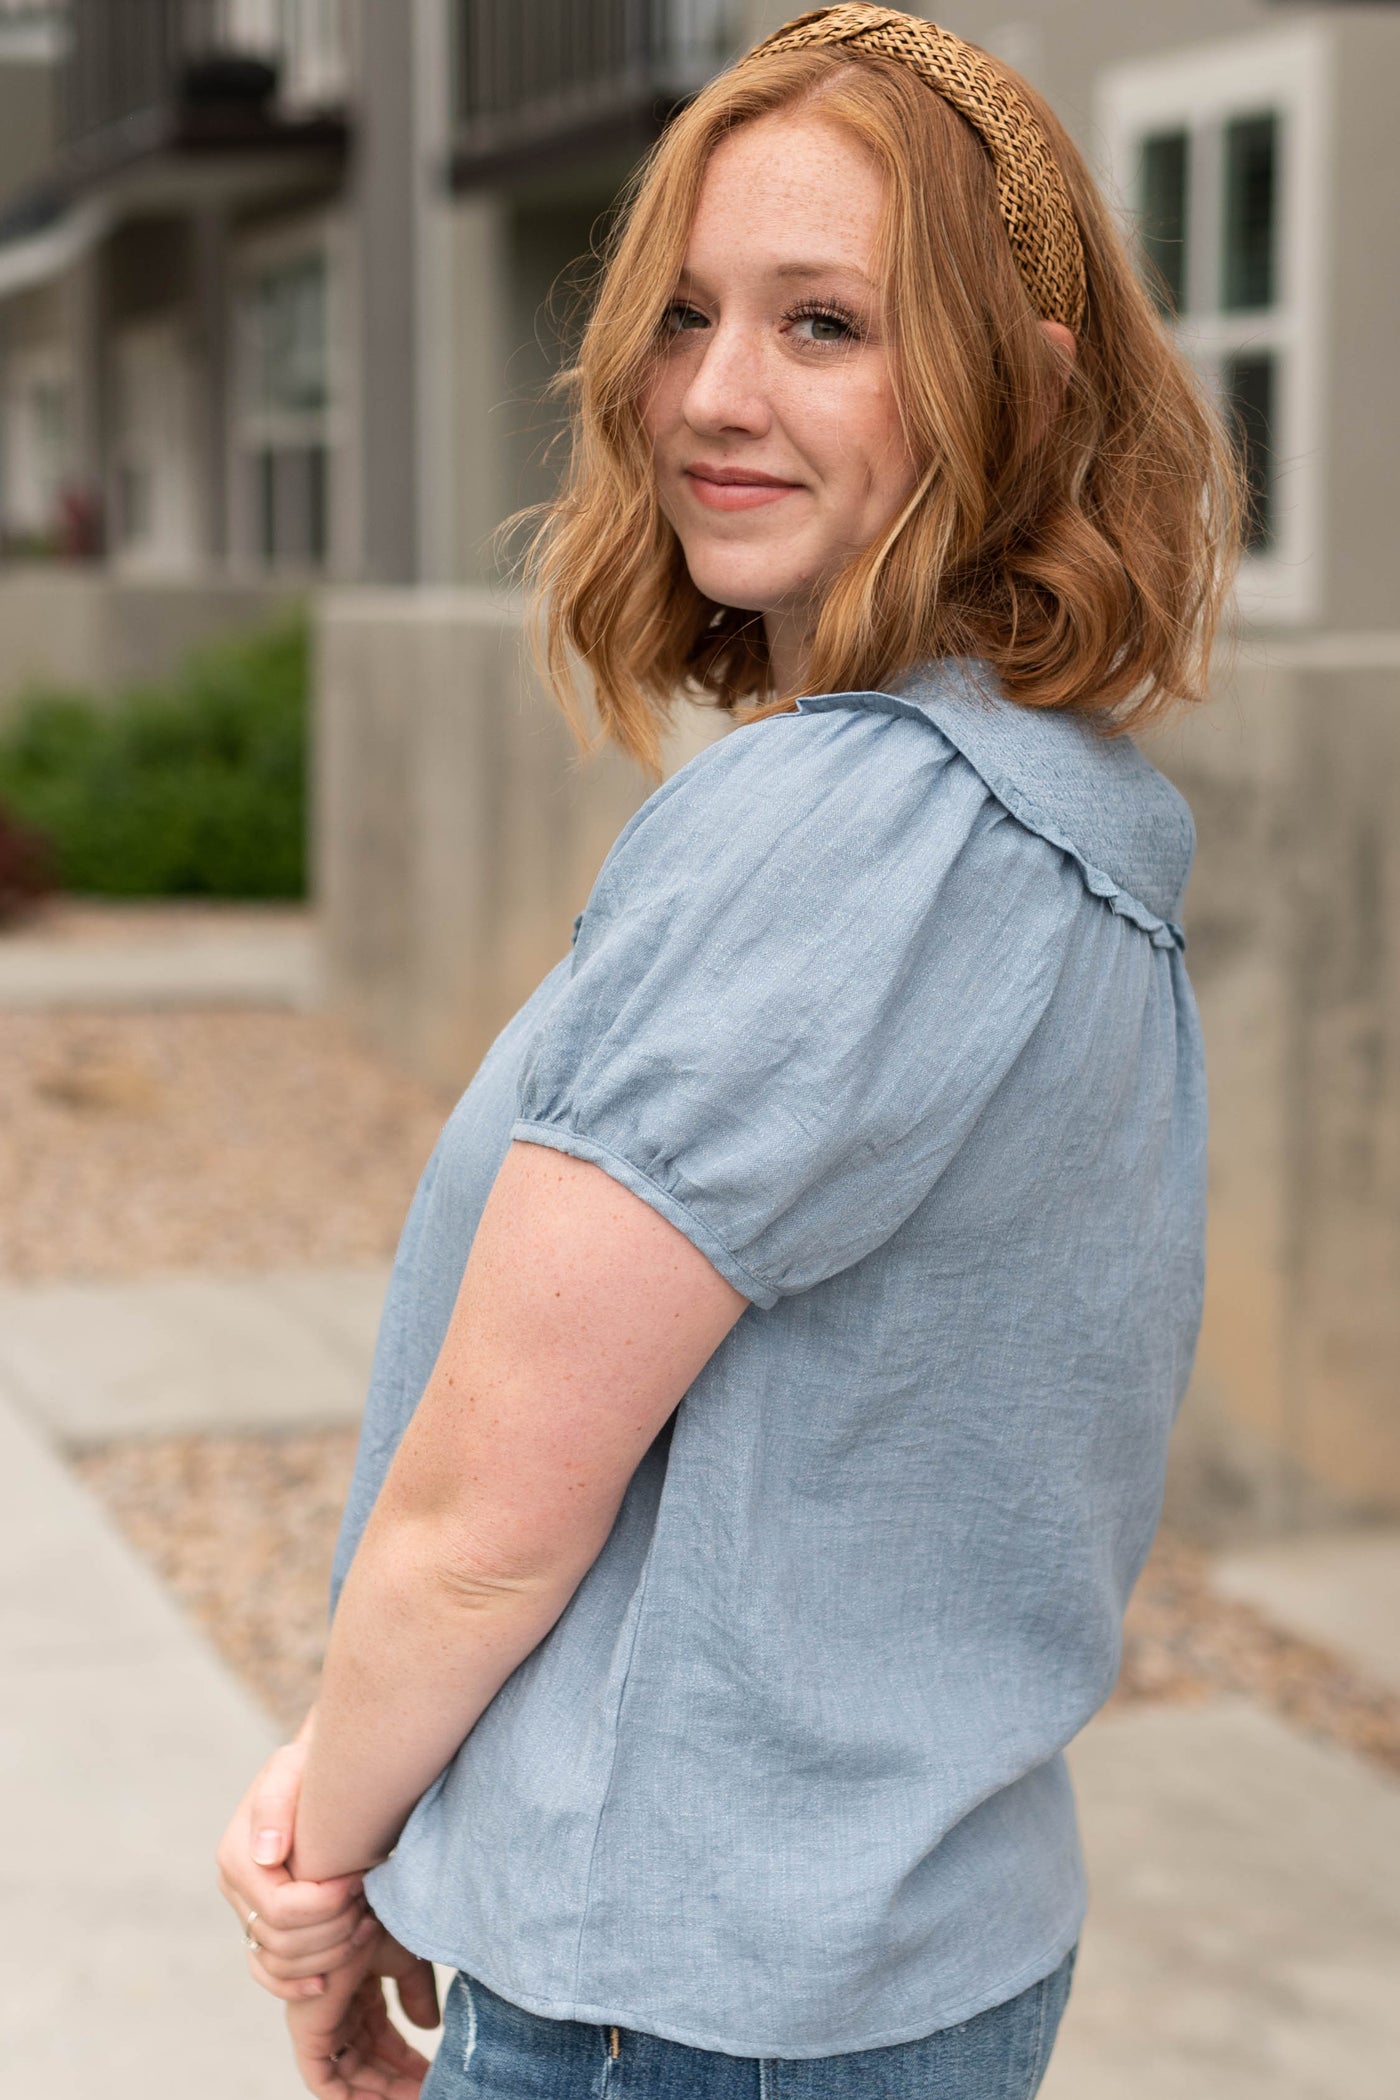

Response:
(111, 320), (198, 572)
(0, 343), (73, 546)
(236, 248), (334, 569)
(1097, 26), (1331, 622)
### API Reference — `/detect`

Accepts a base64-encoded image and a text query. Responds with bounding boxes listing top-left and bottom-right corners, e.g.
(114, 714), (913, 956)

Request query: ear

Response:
(1039, 319), (1077, 375)
(1033, 320), (1076, 440)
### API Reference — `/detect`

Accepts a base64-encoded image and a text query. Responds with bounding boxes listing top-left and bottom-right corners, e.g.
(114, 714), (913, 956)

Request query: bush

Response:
(0, 618), (308, 898)
(0, 802), (51, 925)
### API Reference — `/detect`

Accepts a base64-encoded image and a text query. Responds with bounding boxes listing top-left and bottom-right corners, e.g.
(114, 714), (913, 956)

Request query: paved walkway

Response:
(0, 1268), (389, 1443)
(0, 1380), (296, 2097)
(0, 902), (320, 1010)
(1046, 1701), (1400, 2100)
(4, 1265), (1400, 2098)
(1214, 1532), (1400, 1693)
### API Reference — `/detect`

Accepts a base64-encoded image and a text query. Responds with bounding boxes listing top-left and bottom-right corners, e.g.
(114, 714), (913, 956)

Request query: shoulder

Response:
(570, 692), (1093, 1014)
(587, 691), (1045, 920)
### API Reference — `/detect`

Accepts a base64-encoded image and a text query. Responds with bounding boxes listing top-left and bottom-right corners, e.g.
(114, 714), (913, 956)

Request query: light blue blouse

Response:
(331, 655), (1206, 2059)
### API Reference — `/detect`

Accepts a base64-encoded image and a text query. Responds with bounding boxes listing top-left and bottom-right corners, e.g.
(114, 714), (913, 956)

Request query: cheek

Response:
(790, 371), (914, 504)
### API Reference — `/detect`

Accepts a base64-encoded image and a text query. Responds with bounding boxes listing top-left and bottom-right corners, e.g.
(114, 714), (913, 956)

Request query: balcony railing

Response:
(453, 0), (743, 180)
(0, 0), (67, 56)
(62, 0), (350, 159)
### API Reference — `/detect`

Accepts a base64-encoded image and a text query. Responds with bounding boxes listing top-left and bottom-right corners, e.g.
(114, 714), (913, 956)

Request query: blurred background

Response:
(0, 4), (1396, 2096)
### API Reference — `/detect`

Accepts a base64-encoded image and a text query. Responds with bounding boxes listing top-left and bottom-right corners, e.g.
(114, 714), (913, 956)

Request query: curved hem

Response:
(362, 1874), (1084, 2061)
(510, 1119), (780, 1308)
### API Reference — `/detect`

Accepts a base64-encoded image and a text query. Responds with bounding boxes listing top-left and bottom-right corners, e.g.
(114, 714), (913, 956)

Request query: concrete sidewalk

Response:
(0, 903), (321, 1011)
(0, 1267), (389, 1444)
(4, 1264), (1400, 2098)
(1045, 1701), (1400, 2100)
(0, 1380), (298, 2097)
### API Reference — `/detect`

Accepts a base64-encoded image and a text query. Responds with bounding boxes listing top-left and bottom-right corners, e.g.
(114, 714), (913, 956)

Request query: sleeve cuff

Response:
(509, 1118), (780, 1309)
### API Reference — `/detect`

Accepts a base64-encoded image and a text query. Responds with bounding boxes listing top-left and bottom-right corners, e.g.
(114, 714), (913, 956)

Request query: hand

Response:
(217, 1724), (375, 2001)
(287, 1928), (440, 2098)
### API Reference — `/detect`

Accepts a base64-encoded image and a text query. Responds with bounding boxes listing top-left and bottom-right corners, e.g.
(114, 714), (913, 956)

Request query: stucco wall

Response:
(0, 570), (304, 708)
(314, 589), (726, 1094)
(1145, 637), (1400, 1535)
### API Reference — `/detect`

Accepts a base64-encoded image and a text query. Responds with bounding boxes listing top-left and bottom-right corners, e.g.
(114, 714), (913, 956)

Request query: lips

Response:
(684, 463), (804, 512)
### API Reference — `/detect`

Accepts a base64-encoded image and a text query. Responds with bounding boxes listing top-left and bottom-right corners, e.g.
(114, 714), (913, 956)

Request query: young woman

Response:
(218, 10), (1239, 2096)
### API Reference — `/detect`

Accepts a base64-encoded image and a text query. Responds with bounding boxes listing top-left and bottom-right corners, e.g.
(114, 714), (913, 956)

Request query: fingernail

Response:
(252, 1830), (282, 1865)
(303, 1977), (325, 1997)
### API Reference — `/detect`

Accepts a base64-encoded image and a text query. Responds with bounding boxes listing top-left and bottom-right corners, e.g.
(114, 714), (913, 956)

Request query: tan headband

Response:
(737, 5), (1088, 334)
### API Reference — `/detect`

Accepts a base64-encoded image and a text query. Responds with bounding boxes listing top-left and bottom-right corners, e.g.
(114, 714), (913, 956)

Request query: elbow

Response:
(367, 1502), (593, 1620)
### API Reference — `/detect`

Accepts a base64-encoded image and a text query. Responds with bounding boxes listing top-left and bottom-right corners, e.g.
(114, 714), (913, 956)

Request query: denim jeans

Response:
(420, 1947), (1076, 2099)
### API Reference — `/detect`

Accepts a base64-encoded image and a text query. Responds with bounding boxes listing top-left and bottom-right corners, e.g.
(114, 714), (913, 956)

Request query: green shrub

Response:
(0, 617), (308, 898)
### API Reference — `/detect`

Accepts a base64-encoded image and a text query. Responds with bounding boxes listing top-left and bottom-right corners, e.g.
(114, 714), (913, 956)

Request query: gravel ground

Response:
(76, 1428), (1400, 1778)
(0, 1005), (449, 1280)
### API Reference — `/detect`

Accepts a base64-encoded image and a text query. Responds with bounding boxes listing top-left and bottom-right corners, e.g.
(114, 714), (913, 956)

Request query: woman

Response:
(218, 9), (1239, 2096)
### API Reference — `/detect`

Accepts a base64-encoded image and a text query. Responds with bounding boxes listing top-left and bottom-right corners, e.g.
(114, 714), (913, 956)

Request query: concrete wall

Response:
(314, 589), (726, 1093)
(0, 570), (304, 707)
(315, 594), (1400, 1539)
(0, 47), (59, 205)
(1145, 638), (1400, 1537)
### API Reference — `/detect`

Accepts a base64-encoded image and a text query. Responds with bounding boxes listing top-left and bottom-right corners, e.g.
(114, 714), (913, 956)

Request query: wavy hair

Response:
(520, 43), (1243, 775)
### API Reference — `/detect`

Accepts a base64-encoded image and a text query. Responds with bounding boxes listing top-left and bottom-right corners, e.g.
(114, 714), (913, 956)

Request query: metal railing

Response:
(454, 0), (742, 170)
(62, 0), (350, 152)
(0, 0), (68, 56)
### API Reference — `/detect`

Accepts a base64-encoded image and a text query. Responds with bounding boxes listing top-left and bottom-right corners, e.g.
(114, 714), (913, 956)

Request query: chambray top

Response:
(331, 655), (1206, 2059)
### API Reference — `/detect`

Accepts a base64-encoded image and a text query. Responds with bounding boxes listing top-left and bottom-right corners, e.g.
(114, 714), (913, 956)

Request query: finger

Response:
(249, 1906), (376, 1968)
(292, 2045), (353, 2100)
(355, 2001), (433, 2093)
(250, 1738), (308, 1867)
(254, 1926), (377, 1986)
(250, 1948), (330, 2002)
(326, 1999), (426, 2098)
(394, 1961), (440, 2032)
(230, 1872), (366, 1936)
(336, 2048), (427, 2100)
(372, 2024), (433, 2080)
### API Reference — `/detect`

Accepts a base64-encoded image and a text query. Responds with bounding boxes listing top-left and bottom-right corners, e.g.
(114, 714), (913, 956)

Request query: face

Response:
(641, 112), (919, 686)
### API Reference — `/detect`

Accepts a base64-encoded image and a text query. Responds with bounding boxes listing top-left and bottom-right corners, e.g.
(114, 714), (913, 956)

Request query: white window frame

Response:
(1095, 24), (1333, 626)
(230, 209), (349, 575)
(1, 339), (73, 542)
(109, 317), (200, 576)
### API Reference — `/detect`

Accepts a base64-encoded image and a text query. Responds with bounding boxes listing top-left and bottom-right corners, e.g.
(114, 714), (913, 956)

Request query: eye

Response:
(787, 301), (863, 346)
(661, 300), (709, 336)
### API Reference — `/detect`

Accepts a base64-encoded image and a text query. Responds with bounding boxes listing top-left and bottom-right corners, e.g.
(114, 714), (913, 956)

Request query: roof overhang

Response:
(0, 113), (349, 303)
(0, 195), (110, 300)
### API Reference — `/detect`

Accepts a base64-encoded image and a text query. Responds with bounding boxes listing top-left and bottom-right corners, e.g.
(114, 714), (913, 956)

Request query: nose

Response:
(680, 319), (772, 439)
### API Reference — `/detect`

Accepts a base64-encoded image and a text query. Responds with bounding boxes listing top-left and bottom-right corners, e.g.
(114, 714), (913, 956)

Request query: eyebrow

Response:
(676, 260), (878, 293)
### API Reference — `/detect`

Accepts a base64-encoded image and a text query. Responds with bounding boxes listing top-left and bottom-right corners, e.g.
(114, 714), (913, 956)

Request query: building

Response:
(0, 0), (1396, 1534)
(0, 1), (748, 609)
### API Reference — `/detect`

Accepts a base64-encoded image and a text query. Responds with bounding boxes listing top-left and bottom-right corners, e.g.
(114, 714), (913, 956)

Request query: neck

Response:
(763, 604), (814, 699)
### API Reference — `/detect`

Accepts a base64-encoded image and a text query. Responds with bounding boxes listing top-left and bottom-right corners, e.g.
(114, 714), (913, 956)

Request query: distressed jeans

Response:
(420, 1946), (1076, 2099)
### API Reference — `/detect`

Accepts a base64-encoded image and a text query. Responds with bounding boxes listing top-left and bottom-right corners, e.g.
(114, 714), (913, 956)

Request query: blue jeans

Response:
(420, 1948), (1076, 2098)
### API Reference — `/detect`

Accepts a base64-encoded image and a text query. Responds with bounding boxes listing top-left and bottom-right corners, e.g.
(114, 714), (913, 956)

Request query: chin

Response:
(682, 555), (803, 617)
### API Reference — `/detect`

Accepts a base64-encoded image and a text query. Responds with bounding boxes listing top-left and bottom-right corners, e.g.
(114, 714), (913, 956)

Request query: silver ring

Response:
(241, 1906), (261, 1953)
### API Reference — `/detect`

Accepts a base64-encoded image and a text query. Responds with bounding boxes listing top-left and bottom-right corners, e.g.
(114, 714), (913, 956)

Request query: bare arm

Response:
(290, 1140), (747, 1883)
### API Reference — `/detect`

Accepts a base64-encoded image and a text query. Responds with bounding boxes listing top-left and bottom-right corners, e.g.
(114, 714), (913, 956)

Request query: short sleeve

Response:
(513, 707), (1085, 1306)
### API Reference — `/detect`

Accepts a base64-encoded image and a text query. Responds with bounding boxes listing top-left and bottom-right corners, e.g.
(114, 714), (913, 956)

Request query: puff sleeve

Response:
(512, 704), (1086, 1306)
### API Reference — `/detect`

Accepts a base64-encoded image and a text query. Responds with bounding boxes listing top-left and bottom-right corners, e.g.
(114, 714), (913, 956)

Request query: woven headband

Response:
(736, 5), (1088, 334)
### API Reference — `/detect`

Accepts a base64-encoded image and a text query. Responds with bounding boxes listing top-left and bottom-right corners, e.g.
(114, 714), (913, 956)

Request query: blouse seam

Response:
(568, 1508), (665, 2011)
(793, 691), (1186, 950)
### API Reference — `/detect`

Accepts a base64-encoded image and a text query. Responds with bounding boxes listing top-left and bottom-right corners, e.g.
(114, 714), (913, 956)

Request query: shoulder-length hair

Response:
(522, 44), (1243, 776)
